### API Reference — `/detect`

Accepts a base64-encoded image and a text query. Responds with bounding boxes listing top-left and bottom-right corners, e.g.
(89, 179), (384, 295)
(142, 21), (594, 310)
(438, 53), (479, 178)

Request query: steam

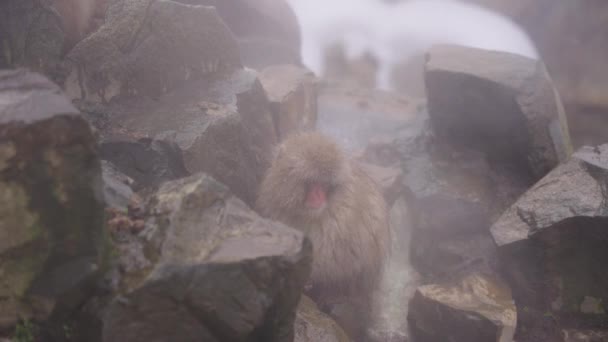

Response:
(286, 0), (539, 89)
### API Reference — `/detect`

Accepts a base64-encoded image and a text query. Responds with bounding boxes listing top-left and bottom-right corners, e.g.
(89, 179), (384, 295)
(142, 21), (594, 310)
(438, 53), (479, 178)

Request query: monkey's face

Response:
(261, 132), (351, 222)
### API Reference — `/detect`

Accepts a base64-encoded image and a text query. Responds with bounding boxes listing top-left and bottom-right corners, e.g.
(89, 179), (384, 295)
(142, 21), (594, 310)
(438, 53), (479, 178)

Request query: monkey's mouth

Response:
(305, 183), (328, 209)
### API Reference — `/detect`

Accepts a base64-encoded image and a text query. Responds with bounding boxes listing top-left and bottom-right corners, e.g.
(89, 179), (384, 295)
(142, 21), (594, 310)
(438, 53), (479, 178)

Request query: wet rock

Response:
(465, 0), (608, 148)
(177, 0), (301, 68)
(491, 144), (608, 322)
(386, 111), (522, 280)
(425, 44), (572, 180)
(563, 329), (608, 342)
(93, 68), (276, 206)
(295, 295), (351, 342)
(238, 37), (302, 70)
(259, 64), (318, 140)
(101, 160), (135, 210)
(0, 69), (105, 329)
(65, 0), (242, 102)
(0, 0), (65, 79)
(408, 274), (517, 342)
(317, 82), (422, 153)
(102, 173), (312, 342)
(99, 138), (188, 192)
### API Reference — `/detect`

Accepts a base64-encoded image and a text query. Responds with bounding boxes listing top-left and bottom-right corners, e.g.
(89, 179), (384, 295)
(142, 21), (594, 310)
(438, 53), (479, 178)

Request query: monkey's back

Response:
(308, 161), (390, 298)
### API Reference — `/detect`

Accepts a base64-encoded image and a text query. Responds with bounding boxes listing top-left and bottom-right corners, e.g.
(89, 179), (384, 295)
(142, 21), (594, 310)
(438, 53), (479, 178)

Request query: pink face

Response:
(305, 182), (327, 209)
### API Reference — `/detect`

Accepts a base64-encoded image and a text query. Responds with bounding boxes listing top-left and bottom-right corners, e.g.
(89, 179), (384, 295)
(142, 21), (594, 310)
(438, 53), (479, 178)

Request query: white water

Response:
(286, 0), (539, 89)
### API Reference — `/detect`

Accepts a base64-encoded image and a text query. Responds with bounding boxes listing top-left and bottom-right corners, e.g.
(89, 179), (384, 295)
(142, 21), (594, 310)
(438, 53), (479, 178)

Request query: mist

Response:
(287, 0), (539, 89)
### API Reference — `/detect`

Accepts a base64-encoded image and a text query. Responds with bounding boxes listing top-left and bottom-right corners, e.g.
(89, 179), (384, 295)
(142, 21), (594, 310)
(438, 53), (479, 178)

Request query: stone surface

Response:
(259, 64), (318, 140)
(101, 160), (136, 210)
(0, 69), (105, 328)
(563, 329), (608, 342)
(294, 296), (351, 342)
(490, 144), (608, 324)
(102, 173), (312, 342)
(90, 68), (276, 206)
(408, 274), (517, 342)
(65, 0), (242, 102)
(0, 0), (65, 80)
(425, 44), (572, 180)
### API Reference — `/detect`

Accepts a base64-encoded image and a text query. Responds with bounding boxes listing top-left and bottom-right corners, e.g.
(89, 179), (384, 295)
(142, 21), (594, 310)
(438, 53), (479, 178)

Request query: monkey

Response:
(52, 0), (101, 52)
(256, 131), (391, 337)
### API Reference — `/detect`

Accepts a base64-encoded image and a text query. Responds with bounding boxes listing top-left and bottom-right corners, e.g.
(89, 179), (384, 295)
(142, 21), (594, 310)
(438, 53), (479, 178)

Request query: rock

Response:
(464, 0), (608, 148)
(0, 69), (105, 329)
(65, 0), (242, 102)
(490, 144), (608, 321)
(238, 37), (302, 70)
(425, 44), (572, 180)
(0, 0), (65, 79)
(102, 173), (312, 342)
(563, 329), (608, 342)
(176, 0), (301, 68)
(91, 68), (276, 206)
(98, 138), (188, 192)
(101, 161), (135, 210)
(294, 296), (351, 342)
(386, 110), (524, 280)
(317, 81), (422, 153)
(213, 0), (302, 68)
(408, 274), (517, 342)
(259, 64), (318, 140)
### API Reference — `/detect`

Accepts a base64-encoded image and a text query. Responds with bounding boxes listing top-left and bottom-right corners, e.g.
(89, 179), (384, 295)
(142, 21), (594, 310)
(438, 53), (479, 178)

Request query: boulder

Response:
(0, 69), (105, 329)
(408, 274), (517, 342)
(98, 138), (188, 192)
(465, 0), (608, 148)
(317, 81), (422, 153)
(0, 0), (65, 79)
(294, 296), (351, 342)
(101, 160), (136, 211)
(102, 173), (312, 342)
(176, 0), (301, 69)
(562, 329), (608, 342)
(425, 44), (572, 180)
(65, 0), (242, 102)
(259, 64), (318, 140)
(491, 144), (608, 322)
(90, 68), (276, 206)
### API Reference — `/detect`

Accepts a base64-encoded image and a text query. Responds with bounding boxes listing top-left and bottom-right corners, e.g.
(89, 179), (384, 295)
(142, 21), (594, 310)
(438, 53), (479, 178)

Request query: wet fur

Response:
(256, 132), (390, 299)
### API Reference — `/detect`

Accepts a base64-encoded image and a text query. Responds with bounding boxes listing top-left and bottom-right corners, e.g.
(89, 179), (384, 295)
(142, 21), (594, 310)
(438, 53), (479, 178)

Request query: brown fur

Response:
(256, 131), (390, 301)
(53, 0), (98, 51)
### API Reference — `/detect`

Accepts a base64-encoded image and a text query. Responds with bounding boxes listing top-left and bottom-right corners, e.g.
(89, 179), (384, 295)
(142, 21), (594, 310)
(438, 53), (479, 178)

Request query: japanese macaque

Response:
(52, 0), (102, 51)
(256, 131), (390, 307)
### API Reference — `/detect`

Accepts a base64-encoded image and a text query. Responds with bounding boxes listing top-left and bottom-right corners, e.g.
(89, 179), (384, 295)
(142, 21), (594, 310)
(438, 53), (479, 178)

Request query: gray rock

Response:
(103, 173), (312, 342)
(0, 69), (105, 329)
(0, 0), (65, 79)
(98, 138), (189, 192)
(425, 44), (573, 180)
(259, 64), (318, 140)
(93, 68), (276, 205)
(408, 274), (517, 342)
(563, 329), (608, 342)
(101, 160), (135, 210)
(65, 0), (242, 102)
(490, 144), (608, 320)
(295, 296), (351, 342)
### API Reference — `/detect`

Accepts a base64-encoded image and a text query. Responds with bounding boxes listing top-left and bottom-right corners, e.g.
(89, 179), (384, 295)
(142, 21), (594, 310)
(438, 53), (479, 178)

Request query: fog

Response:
(286, 0), (539, 89)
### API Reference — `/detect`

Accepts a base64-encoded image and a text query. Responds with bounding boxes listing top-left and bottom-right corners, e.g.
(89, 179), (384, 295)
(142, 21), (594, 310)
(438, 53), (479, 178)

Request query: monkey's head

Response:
(258, 131), (351, 221)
